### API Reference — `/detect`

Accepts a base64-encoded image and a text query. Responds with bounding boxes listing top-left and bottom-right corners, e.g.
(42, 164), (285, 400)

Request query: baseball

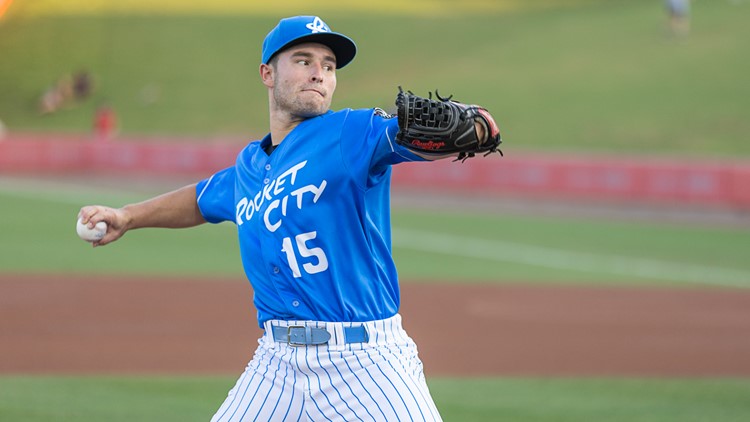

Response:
(76, 217), (107, 242)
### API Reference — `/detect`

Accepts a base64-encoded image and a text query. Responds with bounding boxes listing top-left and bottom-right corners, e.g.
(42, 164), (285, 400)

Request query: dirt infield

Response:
(2, 274), (750, 377)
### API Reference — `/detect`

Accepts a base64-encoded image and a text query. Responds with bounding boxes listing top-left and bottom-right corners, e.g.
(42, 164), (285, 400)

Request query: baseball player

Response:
(78, 16), (501, 421)
(665, 0), (690, 36)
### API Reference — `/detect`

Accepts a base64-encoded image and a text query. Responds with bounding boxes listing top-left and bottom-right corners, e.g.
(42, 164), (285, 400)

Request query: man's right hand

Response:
(77, 205), (130, 247)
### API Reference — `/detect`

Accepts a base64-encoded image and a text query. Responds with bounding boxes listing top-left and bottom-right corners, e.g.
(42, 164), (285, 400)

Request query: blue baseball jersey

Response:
(196, 108), (425, 326)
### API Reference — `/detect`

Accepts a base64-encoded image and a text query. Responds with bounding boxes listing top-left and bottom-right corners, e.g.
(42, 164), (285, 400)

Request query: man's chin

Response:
(295, 105), (329, 119)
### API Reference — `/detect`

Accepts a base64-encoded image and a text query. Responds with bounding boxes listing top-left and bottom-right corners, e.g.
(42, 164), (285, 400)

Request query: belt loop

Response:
(264, 320), (279, 350)
(364, 320), (377, 347)
(327, 322), (346, 351)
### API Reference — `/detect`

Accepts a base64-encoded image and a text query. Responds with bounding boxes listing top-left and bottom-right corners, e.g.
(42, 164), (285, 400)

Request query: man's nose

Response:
(309, 64), (324, 83)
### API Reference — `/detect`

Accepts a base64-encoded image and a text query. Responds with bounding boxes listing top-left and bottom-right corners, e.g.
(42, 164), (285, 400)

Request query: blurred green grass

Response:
(1, 185), (748, 287)
(1, 0), (749, 155)
(393, 209), (750, 287)
(429, 378), (750, 422)
(1, 376), (749, 422)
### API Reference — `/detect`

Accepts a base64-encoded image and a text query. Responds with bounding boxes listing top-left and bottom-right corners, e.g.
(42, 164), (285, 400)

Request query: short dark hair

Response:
(268, 54), (280, 70)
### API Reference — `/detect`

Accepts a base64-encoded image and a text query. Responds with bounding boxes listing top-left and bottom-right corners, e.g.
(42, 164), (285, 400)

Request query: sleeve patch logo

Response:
(373, 108), (393, 119)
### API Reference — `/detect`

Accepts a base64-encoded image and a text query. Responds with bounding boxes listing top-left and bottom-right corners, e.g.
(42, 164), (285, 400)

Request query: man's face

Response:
(270, 42), (337, 119)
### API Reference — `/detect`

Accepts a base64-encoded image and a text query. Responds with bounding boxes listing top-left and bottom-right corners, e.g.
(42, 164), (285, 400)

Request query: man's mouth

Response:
(302, 88), (325, 97)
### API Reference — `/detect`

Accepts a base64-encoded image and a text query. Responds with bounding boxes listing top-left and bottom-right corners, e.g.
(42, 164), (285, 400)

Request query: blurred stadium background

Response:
(1, 0), (750, 421)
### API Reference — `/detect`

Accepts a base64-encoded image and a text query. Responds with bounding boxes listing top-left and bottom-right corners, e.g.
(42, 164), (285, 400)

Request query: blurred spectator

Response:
(38, 76), (69, 114)
(38, 71), (94, 115)
(93, 103), (118, 142)
(57, 74), (74, 102)
(665, 0), (690, 37)
(73, 70), (93, 101)
(38, 83), (65, 114)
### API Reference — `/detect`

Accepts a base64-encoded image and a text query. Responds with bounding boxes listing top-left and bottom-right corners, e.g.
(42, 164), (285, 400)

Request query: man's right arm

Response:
(78, 183), (206, 247)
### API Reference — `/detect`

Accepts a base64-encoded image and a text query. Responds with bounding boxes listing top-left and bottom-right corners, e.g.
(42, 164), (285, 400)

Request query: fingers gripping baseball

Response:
(77, 206), (128, 247)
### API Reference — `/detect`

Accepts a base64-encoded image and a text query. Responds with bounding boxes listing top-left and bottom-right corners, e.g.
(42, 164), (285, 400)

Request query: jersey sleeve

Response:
(340, 108), (427, 186)
(370, 109), (428, 171)
(195, 166), (236, 224)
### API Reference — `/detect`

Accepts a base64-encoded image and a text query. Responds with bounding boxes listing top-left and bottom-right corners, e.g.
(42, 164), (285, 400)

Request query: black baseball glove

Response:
(395, 87), (502, 161)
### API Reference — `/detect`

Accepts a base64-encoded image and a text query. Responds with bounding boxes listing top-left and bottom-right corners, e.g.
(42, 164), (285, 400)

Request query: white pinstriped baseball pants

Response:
(210, 314), (442, 422)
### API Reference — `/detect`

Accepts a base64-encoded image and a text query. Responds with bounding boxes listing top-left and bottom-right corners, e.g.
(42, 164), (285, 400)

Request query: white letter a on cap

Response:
(306, 17), (329, 33)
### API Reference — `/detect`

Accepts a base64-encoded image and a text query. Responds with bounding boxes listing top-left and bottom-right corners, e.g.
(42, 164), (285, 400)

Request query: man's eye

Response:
(297, 60), (308, 65)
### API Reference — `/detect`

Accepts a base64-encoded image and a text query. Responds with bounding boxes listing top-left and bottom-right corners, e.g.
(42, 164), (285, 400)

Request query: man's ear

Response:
(260, 63), (274, 88)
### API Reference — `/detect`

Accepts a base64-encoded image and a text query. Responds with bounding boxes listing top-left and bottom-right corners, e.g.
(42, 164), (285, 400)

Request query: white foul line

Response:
(5, 178), (746, 287)
(392, 227), (750, 288)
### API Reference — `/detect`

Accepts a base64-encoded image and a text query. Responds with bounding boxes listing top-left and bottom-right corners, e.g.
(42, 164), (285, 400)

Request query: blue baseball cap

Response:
(262, 16), (357, 69)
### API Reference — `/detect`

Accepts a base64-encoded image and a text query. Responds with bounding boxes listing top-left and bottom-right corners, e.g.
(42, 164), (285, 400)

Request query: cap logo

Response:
(305, 17), (330, 34)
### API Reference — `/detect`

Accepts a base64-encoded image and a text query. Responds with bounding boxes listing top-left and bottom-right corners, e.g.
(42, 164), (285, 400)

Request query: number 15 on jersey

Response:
(281, 231), (329, 278)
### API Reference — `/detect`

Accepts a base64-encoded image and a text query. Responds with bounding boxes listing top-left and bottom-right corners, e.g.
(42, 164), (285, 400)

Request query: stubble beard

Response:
(273, 85), (330, 119)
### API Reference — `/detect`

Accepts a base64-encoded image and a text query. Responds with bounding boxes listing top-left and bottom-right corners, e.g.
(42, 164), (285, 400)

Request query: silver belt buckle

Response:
(287, 325), (306, 347)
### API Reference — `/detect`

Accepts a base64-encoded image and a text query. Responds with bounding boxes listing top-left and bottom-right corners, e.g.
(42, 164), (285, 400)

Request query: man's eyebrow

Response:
(290, 51), (312, 58)
(290, 50), (337, 65)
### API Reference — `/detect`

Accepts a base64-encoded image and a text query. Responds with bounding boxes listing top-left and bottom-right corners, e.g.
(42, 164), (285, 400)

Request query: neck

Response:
(268, 107), (307, 146)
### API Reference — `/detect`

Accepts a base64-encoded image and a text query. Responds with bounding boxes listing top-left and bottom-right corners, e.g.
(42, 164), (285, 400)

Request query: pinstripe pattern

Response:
(211, 314), (442, 421)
